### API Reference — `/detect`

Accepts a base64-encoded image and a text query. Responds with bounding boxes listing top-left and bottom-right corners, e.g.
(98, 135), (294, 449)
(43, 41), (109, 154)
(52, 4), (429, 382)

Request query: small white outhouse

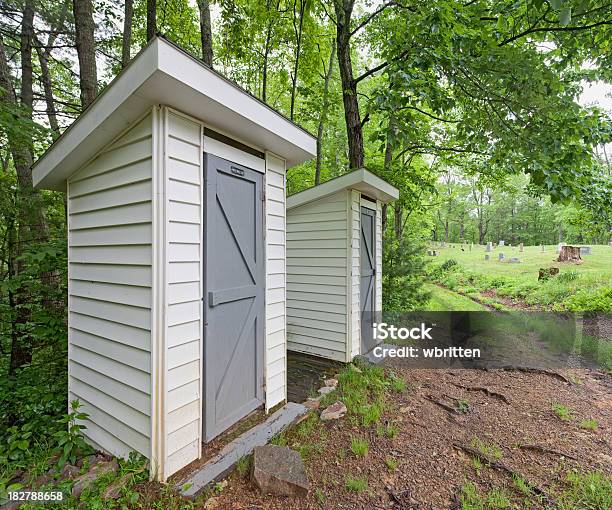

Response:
(286, 169), (398, 362)
(32, 37), (316, 481)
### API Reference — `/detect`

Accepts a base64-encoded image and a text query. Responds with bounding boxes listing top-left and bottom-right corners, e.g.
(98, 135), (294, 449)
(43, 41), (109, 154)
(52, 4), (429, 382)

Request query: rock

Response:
(72, 459), (118, 499)
(498, 252), (505, 261)
(60, 464), (81, 480)
(252, 445), (309, 498)
(508, 257), (520, 263)
(304, 398), (320, 410)
(318, 386), (334, 395)
(484, 255), (490, 261)
(323, 378), (338, 388)
(320, 401), (347, 421)
(102, 473), (130, 500)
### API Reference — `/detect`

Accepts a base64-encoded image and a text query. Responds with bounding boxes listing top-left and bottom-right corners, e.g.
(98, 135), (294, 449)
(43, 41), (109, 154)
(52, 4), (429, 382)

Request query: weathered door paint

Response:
(360, 206), (376, 354)
(203, 154), (265, 442)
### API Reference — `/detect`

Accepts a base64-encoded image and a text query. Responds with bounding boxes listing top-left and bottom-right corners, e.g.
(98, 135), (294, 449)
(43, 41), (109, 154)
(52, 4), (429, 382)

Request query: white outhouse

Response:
(286, 169), (398, 362)
(32, 37), (316, 481)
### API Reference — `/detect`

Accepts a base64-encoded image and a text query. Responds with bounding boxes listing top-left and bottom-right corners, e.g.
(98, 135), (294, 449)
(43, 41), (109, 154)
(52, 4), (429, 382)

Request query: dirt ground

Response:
(201, 364), (611, 510)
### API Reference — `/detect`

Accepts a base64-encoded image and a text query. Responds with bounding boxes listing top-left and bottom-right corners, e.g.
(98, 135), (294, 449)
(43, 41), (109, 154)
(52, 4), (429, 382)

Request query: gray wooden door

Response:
(203, 154), (264, 442)
(360, 206), (376, 354)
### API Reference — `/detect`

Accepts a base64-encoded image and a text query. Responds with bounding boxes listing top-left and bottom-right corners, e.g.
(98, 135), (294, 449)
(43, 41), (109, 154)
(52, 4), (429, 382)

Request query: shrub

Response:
(345, 475), (367, 492)
(350, 438), (368, 457)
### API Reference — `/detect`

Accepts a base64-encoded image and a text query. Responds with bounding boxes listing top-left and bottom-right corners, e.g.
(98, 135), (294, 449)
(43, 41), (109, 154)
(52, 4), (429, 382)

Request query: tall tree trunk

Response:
(334, 0), (364, 169)
(147, 0), (156, 41)
(261, 0), (279, 102)
(122, 0), (133, 68)
(73, 0), (98, 108)
(381, 116), (395, 234)
(290, 0), (306, 120)
(34, 0), (68, 137)
(198, 0), (213, 67)
(1, 30), (45, 373)
(315, 42), (335, 185)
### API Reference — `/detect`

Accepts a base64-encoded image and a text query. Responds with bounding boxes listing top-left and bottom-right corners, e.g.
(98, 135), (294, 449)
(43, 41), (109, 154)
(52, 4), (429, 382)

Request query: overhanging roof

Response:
(33, 37), (316, 191)
(287, 168), (399, 209)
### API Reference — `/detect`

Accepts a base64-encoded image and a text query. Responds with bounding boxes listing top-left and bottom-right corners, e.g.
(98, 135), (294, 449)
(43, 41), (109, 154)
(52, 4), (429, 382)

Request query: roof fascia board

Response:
(287, 169), (399, 210)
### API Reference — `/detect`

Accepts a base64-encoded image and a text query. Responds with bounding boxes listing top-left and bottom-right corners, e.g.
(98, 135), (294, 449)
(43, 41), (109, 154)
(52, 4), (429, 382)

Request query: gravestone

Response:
(519, 243), (524, 253)
(485, 255), (490, 261)
(486, 242), (492, 252)
(609, 242), (612, 247)
(508, 257), (520, 263)
(580, 246), (592, 256)
(469, 243), (473, 251)
(499, 240), (505, 247)
(541, 245), (545, 252)
(498, 252), (505, 261)
(556, 242), (564, 254)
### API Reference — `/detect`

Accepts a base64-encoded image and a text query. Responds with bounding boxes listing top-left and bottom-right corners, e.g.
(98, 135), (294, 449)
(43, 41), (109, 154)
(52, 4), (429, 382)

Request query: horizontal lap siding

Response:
(265, 154), (287, 410)
(287, 191), (348, 362)
(67, 113), (153, 460)
(165, 111), (202, 476)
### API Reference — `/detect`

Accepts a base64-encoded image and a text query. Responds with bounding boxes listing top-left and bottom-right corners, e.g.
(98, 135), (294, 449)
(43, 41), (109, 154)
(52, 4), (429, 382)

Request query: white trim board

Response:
(287, 168), (399, 210)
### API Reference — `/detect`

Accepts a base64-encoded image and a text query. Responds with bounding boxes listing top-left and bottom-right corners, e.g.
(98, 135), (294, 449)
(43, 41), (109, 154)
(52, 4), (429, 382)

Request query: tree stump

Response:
(538, 267), (559, 281)
(557, 245), (581, 262)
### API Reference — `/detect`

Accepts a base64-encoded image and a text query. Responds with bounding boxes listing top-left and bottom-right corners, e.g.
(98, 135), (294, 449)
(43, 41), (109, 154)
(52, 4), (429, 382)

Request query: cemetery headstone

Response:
(608, 242), (612, 247)
(580, 246), (592, 256)
(509, 257), (520, 263)
(541, 245), (544, 252)
(499, 240), (505, 247)
(498, 252), (505, 261)
(485, 255), (490, 261)
(519, 243), (524, 253)
(469, 243), (473, 251)
(486, 242), (492, 252)
(556, 242), (564, 254)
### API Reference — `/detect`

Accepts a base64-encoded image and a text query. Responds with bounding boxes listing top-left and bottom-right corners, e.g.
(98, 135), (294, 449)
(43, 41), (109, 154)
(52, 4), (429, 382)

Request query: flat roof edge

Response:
(287, 169), (399, 210)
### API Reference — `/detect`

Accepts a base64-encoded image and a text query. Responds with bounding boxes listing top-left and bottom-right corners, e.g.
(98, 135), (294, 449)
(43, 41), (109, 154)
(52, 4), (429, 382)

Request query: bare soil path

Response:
(205, 366), (611, 509)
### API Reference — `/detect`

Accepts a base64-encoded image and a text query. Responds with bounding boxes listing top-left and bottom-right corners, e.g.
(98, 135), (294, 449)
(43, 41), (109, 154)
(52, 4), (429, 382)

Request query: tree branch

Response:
(500, 19), (612, 46)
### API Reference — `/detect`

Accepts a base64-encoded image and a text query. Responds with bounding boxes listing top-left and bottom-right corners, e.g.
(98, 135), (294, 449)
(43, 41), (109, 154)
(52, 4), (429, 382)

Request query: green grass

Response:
(557, 470), (612, 510)
(579, 419), (598, 430)
(552, 403), (573, 422)
(385, 457), (398, 471)
(423, 283), (488, 311)
(350, 437), (368, 457)
(345, 475), (368, 492)
(427, 244), (612, 312)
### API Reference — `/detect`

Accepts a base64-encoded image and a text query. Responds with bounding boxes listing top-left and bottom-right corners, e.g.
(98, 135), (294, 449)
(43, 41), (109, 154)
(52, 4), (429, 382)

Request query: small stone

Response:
(399, 406), (411, 414)
(102, 473), (132, 500)
(323, 378), (338, 388)
(60, 464), (81, 480)
(72, 459), (118, 499)
(320, 401), (347, 421)
(318, 386), (334, 395)
(304, 398), (320, 410)
(252, 445), (309, 498)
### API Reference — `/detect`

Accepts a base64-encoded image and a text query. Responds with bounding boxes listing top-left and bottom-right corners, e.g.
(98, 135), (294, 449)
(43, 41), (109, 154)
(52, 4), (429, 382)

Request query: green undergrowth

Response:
(427, 251), (612, 312)
(460, 469), (612, 510)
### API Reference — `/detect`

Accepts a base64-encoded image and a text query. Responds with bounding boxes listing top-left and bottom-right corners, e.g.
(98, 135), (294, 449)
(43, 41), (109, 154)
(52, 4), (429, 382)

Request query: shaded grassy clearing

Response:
(427, 245), (612, 311)
(423, 283), (489, 311)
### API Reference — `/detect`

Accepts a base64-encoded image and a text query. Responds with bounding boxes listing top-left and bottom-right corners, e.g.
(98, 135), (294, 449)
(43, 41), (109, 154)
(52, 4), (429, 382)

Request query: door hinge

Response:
(261, 190), (266, 202)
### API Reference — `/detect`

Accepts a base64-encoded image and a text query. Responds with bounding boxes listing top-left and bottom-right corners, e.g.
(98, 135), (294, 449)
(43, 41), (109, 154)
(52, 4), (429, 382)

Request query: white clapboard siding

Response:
(165, 110), (202, 477)
(67, 113), (153, 460)
(287, 190), (349, 362)
(265, 153), (287, 410)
